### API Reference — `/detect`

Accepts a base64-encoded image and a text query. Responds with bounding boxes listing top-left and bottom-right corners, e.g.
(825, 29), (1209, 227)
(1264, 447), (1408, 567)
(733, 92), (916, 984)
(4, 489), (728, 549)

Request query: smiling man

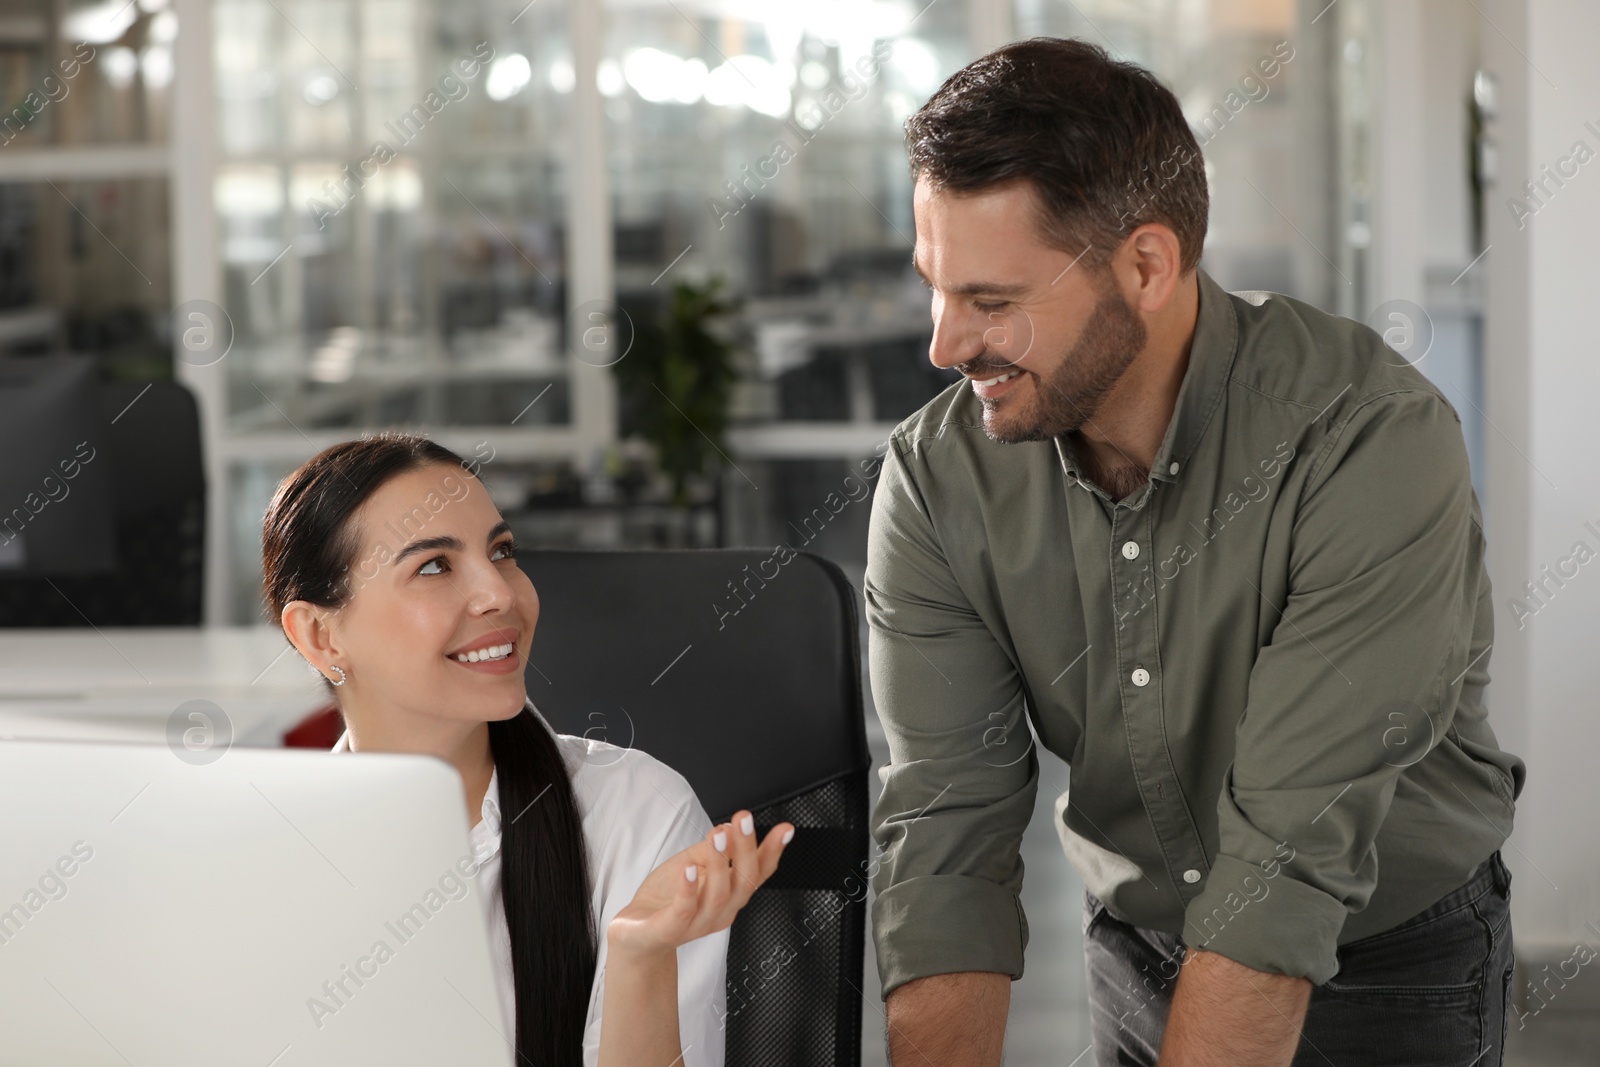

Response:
(865, 37), (1525, 1067)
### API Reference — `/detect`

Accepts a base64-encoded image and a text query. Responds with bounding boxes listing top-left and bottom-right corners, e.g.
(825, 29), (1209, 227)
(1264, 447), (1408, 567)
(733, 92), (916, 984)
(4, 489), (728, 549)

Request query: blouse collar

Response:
(470, 767), (502, 865)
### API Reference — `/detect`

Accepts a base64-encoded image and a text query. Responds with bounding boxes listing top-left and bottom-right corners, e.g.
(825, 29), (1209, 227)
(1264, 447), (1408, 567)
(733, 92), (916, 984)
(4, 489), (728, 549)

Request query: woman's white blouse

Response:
(330, 709), (728, 1066)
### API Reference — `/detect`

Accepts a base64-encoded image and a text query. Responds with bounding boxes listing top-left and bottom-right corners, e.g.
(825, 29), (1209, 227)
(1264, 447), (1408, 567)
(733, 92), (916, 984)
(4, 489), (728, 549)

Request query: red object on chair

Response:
(283, 705), (344, 748)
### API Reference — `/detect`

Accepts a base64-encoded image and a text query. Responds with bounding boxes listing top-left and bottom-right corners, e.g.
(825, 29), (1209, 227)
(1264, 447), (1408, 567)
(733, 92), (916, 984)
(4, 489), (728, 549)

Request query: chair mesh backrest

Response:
(726, 774), (868, 1067)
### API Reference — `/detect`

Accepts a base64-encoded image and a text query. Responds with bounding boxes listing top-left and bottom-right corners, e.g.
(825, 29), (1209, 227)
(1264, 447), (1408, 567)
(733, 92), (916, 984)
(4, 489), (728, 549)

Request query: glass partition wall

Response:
(166, 0), (1362, 621)
(215, 0), (572, 434)
(601, 0), (975, 558)
(0, 0), (176, 378)
(209, 0), (588, 616)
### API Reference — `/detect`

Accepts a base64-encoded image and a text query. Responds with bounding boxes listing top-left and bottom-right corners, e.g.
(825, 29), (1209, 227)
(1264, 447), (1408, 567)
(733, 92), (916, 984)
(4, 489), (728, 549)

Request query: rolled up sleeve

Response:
(865, 434), (1038, 998)
(1183, 391), (1483, 984)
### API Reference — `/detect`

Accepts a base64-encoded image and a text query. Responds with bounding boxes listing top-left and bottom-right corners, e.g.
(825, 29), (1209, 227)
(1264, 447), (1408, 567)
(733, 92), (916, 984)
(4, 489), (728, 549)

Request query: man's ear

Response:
(282, 600), (344, 682)
(1121, 222), (1185, 313)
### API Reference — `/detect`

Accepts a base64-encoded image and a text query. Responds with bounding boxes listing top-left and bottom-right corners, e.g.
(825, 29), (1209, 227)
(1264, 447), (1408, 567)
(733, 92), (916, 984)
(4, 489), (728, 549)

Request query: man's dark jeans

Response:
(1083, 852), (1515, 1066)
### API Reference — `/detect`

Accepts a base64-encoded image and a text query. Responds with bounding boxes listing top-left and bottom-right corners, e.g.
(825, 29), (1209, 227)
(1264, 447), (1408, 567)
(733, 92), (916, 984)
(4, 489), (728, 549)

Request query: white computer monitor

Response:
(0, 737), (514, 1067)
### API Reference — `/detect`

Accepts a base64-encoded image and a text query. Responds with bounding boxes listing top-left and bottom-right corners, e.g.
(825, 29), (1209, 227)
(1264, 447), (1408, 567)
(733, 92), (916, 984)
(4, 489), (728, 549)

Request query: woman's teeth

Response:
(451, 643), (514, 663)
(975, 369), (1021, 386)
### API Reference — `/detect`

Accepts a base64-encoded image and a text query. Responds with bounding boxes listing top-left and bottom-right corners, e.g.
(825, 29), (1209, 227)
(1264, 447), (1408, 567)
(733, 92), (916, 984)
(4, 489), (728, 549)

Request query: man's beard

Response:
(966, 288), (1148, 444)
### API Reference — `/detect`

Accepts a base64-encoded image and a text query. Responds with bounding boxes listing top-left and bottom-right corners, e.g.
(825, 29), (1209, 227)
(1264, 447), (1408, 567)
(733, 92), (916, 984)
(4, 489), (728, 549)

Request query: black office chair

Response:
(0, 379), (205, 626)
(520, 548), (870, 1067)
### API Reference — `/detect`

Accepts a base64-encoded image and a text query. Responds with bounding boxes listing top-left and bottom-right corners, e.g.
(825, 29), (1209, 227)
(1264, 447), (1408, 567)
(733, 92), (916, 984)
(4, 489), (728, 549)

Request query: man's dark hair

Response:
(905, 37), (1209, 273)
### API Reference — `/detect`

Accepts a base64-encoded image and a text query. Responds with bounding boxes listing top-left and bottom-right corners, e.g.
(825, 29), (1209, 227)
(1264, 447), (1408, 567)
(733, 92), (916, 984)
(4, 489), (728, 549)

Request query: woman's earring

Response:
(326, 665), (347, 687)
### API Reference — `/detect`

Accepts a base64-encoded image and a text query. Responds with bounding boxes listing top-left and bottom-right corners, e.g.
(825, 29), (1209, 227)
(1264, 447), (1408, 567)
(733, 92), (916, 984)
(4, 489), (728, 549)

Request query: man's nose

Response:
(928, 295), (984, 371)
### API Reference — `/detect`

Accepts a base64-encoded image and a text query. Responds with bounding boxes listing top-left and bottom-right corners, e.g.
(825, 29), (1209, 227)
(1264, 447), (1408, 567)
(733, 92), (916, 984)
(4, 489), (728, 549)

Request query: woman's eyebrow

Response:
(393, 535), (462, 566)
(393, 522), (511, 566)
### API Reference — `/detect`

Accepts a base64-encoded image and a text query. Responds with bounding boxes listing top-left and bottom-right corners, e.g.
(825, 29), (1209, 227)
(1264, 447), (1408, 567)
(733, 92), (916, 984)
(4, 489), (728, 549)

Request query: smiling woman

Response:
(259, 432), (793, 1067)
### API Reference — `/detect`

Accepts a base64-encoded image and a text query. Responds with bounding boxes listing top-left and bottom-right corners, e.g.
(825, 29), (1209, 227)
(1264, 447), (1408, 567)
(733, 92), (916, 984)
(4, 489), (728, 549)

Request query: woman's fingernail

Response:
(781, 828), (795, 845)
(713, 831), (727, 853)
(686, 865), (698, 883)
(740, 815), (755, 836)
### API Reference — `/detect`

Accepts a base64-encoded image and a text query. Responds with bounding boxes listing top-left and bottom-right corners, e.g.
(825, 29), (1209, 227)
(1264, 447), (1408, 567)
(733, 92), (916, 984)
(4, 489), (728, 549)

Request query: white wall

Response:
(1482, 0), (1600, 956)
(1421, 0), (1479, 271)
(1376, 0), (1481, 292)
(1373, 0), (1426, 309)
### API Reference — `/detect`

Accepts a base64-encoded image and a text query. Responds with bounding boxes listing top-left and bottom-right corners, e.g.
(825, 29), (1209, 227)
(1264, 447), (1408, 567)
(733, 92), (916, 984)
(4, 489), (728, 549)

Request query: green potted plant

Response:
(612, 277), (741, 509)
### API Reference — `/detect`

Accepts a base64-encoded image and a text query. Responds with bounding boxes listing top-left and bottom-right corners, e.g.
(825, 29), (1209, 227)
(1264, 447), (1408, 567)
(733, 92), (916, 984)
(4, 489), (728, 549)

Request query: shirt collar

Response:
(470, 767), (501, 865)
(1054, 267), (1239, 493)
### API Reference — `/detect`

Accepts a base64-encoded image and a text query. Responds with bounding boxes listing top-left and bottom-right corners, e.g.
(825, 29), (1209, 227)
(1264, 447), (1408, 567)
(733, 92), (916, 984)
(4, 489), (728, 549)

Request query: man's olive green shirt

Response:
(865, 269), (1525, 993)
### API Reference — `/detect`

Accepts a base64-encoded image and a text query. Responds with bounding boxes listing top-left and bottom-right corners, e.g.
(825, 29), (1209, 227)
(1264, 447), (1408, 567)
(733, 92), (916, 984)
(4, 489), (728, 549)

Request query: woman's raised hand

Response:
(607, 810), (794, 957)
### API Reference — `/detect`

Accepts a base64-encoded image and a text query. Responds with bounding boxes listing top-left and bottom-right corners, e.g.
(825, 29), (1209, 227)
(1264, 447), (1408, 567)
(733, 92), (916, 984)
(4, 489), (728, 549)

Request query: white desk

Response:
(0, 627), (328, 747)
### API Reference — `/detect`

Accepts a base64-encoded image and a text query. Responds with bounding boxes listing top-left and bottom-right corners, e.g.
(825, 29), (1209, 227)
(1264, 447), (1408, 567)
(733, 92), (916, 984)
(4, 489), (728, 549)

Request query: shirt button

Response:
(1131, 667), (1150, 687)
(1183, 868), (1202, 883)
(1169, 461), (1180, 475)
(1121, 541), (1140, 560)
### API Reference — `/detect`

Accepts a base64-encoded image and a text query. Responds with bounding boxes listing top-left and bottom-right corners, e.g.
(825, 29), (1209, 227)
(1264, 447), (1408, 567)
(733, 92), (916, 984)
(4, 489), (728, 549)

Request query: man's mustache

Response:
(955, 356), (1026, 376)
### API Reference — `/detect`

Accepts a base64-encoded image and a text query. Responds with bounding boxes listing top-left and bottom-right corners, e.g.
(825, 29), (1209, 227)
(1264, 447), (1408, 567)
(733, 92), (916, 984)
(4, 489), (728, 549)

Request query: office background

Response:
(0, 0), (1595, 1062)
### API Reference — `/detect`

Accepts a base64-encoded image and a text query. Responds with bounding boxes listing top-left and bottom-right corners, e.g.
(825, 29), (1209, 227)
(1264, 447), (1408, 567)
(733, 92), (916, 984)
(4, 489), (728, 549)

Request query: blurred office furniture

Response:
(0, 626), (323, 745)
(0, 307), (63, 355)
(522, 548), (871, 1067)
(505, 488), (725, 551)
(0, 378), (204, 626)
(771, 329), (953, 424)
(0, 356), (116, 575)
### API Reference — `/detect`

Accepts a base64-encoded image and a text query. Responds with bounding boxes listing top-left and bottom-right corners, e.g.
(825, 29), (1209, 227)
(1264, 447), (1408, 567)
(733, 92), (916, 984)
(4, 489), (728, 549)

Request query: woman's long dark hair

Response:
(261, 432), (596, 1066)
